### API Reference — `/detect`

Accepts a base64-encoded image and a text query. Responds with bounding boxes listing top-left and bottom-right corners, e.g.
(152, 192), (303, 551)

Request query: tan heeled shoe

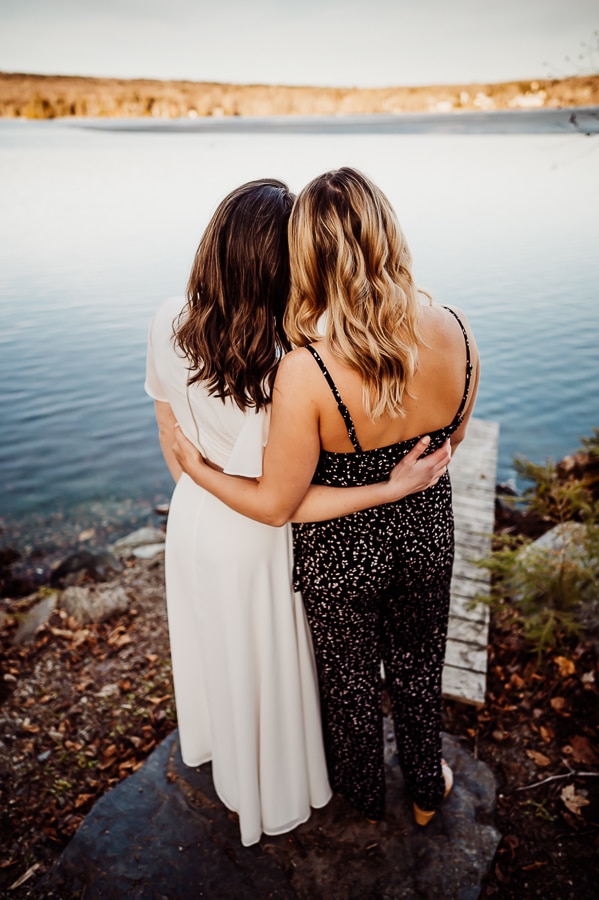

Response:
(413, 760), (453, 826)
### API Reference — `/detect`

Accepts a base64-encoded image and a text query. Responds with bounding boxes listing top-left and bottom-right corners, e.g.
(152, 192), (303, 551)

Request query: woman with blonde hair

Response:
(173, 168), (477, 827)
(146, 177), (452, 846)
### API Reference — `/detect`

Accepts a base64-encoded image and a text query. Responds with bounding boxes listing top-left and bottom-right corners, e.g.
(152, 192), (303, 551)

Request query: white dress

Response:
(145, 297), (331, 846)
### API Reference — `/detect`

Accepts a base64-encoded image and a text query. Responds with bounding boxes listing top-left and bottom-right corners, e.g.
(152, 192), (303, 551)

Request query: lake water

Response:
(1, 111), (598, 555)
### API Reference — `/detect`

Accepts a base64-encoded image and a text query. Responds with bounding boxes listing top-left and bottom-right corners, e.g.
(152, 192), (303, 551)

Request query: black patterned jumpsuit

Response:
(292, 308), (473, 819)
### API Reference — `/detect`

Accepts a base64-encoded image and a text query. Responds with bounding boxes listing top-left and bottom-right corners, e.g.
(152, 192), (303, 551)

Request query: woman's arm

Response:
(173, 426), (450, 524)
(154, 400), (183, 483)
(174, 425), (451, 523)
(172, 350), (452, 525)
(289, 436), (450, 521)
(172, 350), (323, 525)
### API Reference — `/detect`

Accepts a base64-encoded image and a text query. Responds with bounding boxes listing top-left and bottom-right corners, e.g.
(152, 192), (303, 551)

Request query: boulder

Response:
(60, 583), (130, 625)
(131, 543), (165, 560)
(529, 520), (588, 554)
(37, 726), (500, 899)
(12, 593), (58, 644)
(111, 527), (165, 556)
(50, 550), (124, 587)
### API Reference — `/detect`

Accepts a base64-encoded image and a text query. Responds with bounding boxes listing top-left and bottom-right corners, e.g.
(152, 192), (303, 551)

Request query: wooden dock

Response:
(442, 418), (499, 706)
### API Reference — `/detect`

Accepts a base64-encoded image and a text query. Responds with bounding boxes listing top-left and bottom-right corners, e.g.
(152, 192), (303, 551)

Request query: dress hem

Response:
(179, 749), (332, 847)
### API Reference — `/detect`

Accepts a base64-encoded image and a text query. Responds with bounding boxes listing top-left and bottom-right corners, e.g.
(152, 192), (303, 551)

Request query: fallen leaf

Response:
(550, 697), (568, 714)
(108, 633), (133, 649)
(503, 834), (519, 860)
(73, 630), (93, 648)
(49, 627), (75, 640)
(148, 694), (171, 706)
(62, 814), (84, 835)
(21, 722), (40, 734)
(526, 749), (551, 767)
(539, 725), (555, 744)
(560, 784), (590, 816)
(561, 735), (599, 766)
(74, 793), (95, 809)
(554, 656), (576, 677)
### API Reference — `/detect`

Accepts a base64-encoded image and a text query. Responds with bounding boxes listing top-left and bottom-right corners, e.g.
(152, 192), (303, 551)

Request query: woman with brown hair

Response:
(173, 168), (479, 828)
(146, 177), (451, 846)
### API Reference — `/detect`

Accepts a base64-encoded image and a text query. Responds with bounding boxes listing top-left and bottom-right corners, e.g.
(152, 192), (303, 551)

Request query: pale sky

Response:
(0, 0), (597, 87)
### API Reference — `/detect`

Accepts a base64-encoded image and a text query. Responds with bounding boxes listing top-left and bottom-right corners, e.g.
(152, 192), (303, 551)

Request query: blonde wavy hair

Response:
(285, 167), (429, 420)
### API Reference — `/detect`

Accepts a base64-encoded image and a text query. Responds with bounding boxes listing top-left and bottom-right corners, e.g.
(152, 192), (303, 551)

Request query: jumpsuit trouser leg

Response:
(381, 570), (452, 812)
(301, 585), (387, 821)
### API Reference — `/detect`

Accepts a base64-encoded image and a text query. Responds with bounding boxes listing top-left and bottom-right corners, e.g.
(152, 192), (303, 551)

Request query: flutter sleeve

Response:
(223, 407), (270, 478)
(144, 315), (169, 402)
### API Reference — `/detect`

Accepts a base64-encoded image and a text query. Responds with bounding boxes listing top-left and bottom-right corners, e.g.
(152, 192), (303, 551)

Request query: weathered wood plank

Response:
(447, 616), (490, 646)
(445, 640), (488, 673)
(449, 592), (489, 623)
(442, 665), (487, 706)
(443, 418), (499, 706)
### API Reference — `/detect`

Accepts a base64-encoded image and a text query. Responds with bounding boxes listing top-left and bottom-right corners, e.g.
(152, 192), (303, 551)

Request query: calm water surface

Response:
(1, 115), (598, 553)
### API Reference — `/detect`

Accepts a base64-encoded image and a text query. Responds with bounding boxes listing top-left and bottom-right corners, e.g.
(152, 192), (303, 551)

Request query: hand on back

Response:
(387, 437), (452, 499)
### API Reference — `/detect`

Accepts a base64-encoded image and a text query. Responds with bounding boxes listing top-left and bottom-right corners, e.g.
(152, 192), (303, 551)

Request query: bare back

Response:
(308, 303), (479, 453)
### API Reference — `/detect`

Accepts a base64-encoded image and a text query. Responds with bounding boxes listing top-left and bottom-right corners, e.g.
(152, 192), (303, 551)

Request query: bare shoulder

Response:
(274, 347), (322, 393)
(419, 301), (467, 326)
(278, 345), (324, 375)
(420, 302), (477, 350)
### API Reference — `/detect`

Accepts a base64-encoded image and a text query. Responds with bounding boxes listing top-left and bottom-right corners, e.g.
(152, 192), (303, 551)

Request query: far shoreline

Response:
(1, 71), (597, 120)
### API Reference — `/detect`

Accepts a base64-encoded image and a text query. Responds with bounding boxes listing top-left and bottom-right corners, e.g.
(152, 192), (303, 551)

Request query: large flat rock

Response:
(36, 725), (500, 899)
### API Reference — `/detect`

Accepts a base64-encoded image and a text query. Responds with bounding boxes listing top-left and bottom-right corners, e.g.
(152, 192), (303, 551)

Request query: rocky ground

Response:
(0, 508), (598, 898)
(1, 72), (598, 120)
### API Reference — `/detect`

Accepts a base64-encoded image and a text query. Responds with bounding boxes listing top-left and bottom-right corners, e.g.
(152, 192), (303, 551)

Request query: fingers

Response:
(402, 434), (431, 463)
(413, 436), (451, 465)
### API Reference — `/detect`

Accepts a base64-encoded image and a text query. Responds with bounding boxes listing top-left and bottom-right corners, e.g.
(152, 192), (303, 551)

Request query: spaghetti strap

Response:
(305, 346), (363, 452)
(443, 307), (473, 426)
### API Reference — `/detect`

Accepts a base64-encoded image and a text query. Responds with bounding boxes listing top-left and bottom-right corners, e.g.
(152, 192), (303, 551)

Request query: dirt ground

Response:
(0, 552), (597, 898)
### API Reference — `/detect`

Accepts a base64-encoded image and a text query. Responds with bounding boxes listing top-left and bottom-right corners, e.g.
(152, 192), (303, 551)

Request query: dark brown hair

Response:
(175, 179), (294, 410)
